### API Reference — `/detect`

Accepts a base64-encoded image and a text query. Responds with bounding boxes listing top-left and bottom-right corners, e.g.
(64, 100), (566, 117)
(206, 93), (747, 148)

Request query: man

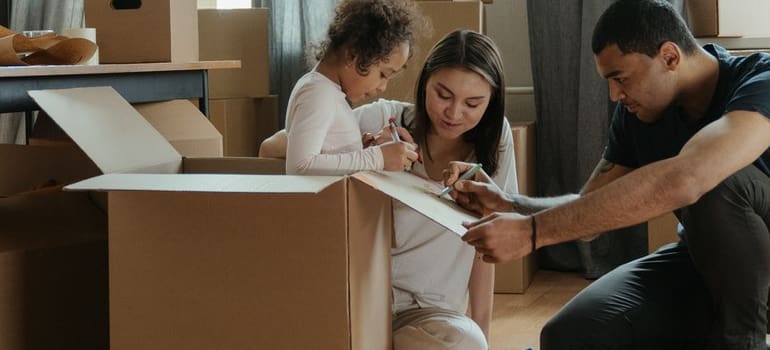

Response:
(446, 0), (770, 348)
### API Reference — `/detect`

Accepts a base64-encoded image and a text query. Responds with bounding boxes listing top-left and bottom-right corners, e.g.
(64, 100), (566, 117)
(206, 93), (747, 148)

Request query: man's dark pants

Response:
(540, 165), (770, 350)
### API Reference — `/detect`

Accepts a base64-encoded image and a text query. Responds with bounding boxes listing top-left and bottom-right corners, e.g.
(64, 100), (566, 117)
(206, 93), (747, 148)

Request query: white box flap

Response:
(352, 171), (479, 236)
(28, 87), (182, 174)
(65, 173), (341, 194)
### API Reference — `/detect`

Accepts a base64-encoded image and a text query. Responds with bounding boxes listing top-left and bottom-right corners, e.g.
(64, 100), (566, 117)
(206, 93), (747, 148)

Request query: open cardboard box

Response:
(30, 87), (480, 350)
(0, 143), (108, 350)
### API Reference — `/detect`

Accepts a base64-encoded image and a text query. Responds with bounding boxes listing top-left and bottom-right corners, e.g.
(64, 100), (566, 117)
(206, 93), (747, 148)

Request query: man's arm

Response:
(510, 159), (632, 214)
(464, 111), (770, 262)
(538, 111), (770, 247)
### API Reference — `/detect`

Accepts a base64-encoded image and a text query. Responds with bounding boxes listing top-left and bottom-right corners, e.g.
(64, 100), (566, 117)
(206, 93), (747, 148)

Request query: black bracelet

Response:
(531, 215), (537, 252)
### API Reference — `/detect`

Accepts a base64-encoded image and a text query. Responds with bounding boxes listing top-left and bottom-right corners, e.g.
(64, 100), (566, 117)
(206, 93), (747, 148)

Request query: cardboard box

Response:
(686, 0), (770, 38)
(494, 121), (538, 294)
(0, 143), (108, 350)
(134, 100), (223, 157)
(30, 86), (482, 350)
(199, 9), (270, 98)
(367, 1), (483, 104)
(0, 192), (108, 350)
(85, 0), (199, 63)
(0, 144), (100, 196)
(209, 96), (279, 157)
(648, 212), (680, 253)
(30, 100), (223, 158)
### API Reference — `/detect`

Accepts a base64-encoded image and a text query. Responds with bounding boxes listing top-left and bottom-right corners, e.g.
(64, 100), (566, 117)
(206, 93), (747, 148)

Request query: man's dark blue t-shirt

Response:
(603, 44), (770, 178)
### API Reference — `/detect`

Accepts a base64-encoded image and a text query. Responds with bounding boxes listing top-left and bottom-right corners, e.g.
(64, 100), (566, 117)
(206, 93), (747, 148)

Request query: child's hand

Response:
(364, 125), (416, 147)
(381, 141), (418, 171)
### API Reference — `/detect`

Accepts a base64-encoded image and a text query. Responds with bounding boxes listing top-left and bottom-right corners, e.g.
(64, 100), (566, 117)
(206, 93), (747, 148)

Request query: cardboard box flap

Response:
(352, 170), (478, 236)
(28, 87), (182, 174)
(66, 173), (341, 194)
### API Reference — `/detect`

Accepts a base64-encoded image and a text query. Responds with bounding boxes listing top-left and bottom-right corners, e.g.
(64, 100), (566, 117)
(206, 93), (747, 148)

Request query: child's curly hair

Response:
(315, 0), (425, 76)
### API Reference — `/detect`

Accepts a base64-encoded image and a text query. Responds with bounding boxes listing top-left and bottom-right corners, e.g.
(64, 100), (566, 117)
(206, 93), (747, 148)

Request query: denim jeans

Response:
(540, 165), (770, 350)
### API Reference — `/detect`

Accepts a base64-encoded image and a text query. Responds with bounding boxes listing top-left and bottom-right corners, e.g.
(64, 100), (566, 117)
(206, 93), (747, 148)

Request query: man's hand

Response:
(462, 212), (533, 263)
(443, 161), (512, 216)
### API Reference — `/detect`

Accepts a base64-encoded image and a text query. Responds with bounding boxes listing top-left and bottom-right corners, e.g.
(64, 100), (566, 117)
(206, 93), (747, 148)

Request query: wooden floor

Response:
(489, 270), (592, 350)
(489, 270), (770, 349)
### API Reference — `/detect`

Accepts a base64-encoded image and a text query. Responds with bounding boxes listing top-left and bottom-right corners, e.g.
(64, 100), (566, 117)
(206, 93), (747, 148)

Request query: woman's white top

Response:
(355, 99), (519, 315)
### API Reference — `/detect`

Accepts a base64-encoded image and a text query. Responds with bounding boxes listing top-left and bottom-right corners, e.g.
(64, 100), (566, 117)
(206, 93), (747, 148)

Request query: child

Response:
(284, 0), (422, 175)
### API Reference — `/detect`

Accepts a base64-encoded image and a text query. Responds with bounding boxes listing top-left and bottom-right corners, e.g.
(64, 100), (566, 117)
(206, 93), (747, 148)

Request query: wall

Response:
(484, 0), (536, 124)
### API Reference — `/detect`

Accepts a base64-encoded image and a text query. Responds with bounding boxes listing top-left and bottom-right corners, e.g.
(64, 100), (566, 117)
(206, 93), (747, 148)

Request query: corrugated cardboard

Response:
(30, 86), (486, 350)
(199, 9), (270, 98)
(133, 100), (223, 157)
(0, 189), (108, 350)
(686, 0), (770, 38)
(367, 1), (483, 104)
(85, 0), (199, 63)
(30, 100), (224, 158)
(648, 212), (680, 253)
(209, 96), (279, 157)
(0, 144), (99, 196)
(494, 121), (538, 294)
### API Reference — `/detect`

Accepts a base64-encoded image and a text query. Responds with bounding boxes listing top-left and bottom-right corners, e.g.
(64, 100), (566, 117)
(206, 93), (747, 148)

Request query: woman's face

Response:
(425, 67), (493, 141)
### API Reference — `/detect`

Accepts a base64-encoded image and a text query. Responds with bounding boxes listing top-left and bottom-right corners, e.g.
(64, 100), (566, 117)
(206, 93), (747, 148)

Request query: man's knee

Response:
(683, 165), (767, 221)
(540, 309), (623, 350)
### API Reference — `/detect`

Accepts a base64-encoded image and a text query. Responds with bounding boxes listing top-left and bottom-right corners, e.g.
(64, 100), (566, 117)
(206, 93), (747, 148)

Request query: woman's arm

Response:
(468, 254), (494, 341)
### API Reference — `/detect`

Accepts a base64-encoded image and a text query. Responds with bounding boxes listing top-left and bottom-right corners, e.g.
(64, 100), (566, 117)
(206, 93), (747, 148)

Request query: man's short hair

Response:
(592, 0), (698, 57)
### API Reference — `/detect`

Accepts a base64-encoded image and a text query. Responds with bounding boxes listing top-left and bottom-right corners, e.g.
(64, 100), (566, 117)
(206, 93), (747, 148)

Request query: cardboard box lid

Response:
(28, 87), (182, 174)
(69, 170), (478, 235)
(352, 171), (478, 236)
(67, 173), (341, 194)
(133, 99), (224, 157)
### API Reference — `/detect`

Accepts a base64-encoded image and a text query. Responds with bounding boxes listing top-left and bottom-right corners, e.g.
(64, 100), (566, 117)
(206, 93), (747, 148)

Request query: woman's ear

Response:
(658, 41), (681, 70)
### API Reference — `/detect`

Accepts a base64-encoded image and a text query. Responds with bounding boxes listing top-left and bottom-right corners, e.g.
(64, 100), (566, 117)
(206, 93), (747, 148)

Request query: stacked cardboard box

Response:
(686, 0), (770, 38)
(199, 8), (278, 156)
(494, 121), (538, 293)
(0, 144), (108, 350)
(369, 1), (484, 104)
(85, 0), (199, 63)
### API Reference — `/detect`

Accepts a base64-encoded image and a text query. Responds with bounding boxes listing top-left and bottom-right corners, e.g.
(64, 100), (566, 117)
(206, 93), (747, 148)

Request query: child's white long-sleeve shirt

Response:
(285, 70), (384, 175)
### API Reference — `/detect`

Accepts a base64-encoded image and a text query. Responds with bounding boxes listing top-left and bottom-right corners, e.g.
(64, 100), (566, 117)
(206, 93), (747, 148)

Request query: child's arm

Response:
(286, 87), (385, 175)
(354, 98), (414, 134)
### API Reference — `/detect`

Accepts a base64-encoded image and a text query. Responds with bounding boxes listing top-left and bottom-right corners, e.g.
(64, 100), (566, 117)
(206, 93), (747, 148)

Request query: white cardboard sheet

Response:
(352, 170), (479, 236)
(66, 173), (340, 194)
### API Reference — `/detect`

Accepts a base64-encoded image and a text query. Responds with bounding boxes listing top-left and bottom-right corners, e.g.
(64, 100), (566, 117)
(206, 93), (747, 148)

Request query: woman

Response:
(261, 30), (517, 349)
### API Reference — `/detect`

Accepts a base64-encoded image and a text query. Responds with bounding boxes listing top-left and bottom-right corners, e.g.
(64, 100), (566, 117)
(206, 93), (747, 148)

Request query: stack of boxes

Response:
(199, 8), (279, 157)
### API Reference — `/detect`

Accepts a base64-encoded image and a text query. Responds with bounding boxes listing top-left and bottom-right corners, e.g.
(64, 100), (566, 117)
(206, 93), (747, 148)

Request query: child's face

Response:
(341, 41), (410, 103)
(425, 67), (492, 141)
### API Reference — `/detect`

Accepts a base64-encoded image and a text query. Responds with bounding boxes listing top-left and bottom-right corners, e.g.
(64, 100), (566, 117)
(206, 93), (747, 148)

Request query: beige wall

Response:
(485, 0), (536, 123)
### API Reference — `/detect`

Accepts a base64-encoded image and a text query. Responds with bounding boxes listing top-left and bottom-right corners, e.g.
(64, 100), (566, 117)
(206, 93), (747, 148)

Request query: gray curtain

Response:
(262, 0), (336, 128)
(0, 0), (83, 144)
(527, 0), (685, 278)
